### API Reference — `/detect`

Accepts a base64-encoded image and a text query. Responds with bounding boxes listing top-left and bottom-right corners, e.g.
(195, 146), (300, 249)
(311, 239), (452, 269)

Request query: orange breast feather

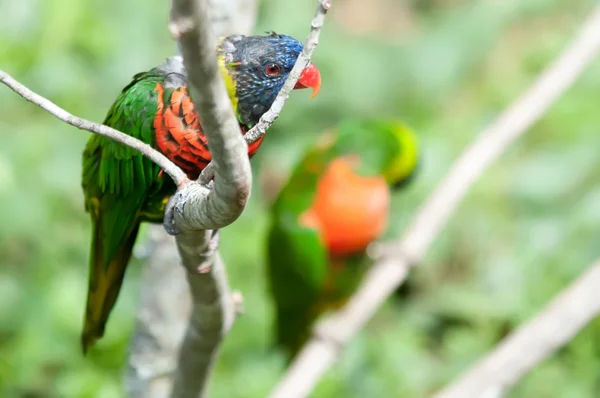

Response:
(299, 157), (390, 256)
(153, 83), (264, 180)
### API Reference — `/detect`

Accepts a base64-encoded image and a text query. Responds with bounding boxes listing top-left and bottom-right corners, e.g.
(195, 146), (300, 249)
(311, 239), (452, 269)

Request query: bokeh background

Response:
(2, 0), (600, 396)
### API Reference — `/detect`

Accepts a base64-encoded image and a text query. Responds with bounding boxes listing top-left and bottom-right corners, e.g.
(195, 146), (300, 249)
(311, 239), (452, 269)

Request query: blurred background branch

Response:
(269, 5), (600, 398)
(434, 257), (600, 398)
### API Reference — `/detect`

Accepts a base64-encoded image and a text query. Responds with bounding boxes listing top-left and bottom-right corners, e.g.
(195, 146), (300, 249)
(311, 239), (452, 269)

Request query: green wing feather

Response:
(81, 70), (169, 353)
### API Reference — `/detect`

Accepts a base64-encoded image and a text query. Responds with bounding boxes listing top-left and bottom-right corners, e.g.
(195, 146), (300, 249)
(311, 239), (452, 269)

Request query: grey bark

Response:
(125, 0), (258, 397)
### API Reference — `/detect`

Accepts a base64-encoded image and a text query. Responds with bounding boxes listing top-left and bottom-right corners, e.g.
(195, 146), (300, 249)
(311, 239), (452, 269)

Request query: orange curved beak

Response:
(294, 62), (321, 99)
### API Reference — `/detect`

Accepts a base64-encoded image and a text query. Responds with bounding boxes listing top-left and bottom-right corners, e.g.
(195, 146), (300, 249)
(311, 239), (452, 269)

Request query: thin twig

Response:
(269, 5), (600, 398)
(243, 0), (331, 144)
(198, 0), (332, 184)
(0, 70), (187, 187)
(433, 259), (600, 398)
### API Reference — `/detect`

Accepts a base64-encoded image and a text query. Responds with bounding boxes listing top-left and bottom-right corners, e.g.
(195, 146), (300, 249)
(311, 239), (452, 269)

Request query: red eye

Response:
(265, 64), (280, 75)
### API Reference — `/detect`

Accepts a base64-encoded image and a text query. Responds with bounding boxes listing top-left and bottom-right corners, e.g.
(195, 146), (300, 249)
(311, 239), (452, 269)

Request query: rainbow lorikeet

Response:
(80, 33), (321, 353)
(266, 119), (420, 359)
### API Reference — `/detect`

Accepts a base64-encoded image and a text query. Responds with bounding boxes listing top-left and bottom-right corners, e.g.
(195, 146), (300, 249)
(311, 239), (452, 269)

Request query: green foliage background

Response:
(1, 0), (600, 396)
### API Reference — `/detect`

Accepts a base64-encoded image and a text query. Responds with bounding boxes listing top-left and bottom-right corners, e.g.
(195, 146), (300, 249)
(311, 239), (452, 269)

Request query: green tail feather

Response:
(81, 218), (140, 354)
(275, 306), (315, 360)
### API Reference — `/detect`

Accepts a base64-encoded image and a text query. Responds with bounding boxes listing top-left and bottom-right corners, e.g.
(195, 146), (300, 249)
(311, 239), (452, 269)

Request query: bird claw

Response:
(163, 196), (180, 236)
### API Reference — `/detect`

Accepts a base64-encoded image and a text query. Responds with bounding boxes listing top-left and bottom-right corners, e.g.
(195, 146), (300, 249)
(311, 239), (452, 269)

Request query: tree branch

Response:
(199, 0), (331, 185)
(269, 5), (600, 398)
(170, 231), (234, 398)
(126, 0), (259, 395)
(0, 70), (187, 187)
(153, 0), (254, 397)
(433, 258), (600, 398)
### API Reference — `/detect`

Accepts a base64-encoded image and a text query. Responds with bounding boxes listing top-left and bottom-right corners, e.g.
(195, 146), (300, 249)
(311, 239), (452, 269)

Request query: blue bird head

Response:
(219, 32), (321, 128)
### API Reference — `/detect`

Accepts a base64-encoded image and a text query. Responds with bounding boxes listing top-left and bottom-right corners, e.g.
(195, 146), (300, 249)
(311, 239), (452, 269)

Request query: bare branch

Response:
(199, 0), (331, 184)
(434, 259), (600, 398)
(2, 0), (328, 397)
(269, 5), (600, 398)
(0, 70), (187, 187)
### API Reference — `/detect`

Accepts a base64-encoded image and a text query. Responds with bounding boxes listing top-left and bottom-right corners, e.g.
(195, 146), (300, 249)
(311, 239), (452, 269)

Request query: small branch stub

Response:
(231, 291), (245, 315)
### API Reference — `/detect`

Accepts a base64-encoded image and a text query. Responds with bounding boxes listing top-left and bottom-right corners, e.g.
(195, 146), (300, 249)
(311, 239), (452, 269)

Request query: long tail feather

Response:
(275, 307), (314, 361)
(81, 221), (140, 354)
